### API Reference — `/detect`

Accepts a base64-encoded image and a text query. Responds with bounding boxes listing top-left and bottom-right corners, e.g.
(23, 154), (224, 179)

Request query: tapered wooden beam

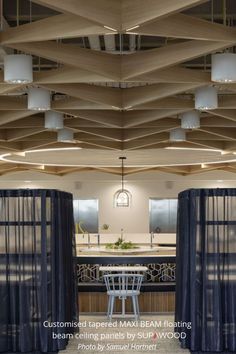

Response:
(123, 126), (178, 141)
(1, 14), (115, 45)
(122, 40), (232, 79)
(123, 83), (201, 108)
(9, 41), (121, 80)
(6, 128), (47, 142)
(124, 138), (168, 150)
(0, 110), (38, 126)
(53, 98), (112, 110)
(123, 109), (186, 128)
(31, 0), (121, 29)
(135, 97), (194, 110)
(208, 109), (236, 122)
(133, 66), (210, 84)
(199, 127), (236, 141)
(0, 96), (27, 110)
(134, 13), (236, 42)
(74, 127), (122, 141)
(42, 83), (122, 108)
(34, 66), (114, 84)
(62, 110), (123, 127)
(122, 0), (208, 30)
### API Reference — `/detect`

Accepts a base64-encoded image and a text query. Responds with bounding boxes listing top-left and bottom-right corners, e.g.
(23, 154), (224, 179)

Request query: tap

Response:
(87, 233), (91, 248)
(150, 232), (154, 248)
(97, 234), (100, 247)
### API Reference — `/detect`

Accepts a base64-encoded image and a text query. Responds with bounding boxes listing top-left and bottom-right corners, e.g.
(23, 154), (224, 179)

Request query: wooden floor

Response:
(78, 292), (175, 313)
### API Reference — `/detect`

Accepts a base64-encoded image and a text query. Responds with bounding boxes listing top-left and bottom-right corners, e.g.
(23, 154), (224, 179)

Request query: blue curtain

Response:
(175, 189), (236, 353)
(0, 189), (77, 353)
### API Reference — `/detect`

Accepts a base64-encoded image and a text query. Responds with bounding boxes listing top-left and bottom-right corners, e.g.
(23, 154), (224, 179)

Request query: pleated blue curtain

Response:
(175, 189), (236, 353)
(0, 189), (77, 353)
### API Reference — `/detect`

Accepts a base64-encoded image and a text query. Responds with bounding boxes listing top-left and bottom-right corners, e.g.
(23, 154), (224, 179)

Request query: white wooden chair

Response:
(103, 273), (143, 320)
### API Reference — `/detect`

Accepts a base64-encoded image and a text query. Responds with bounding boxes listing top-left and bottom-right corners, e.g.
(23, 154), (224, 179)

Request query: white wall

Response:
(0, 170), (236, 233)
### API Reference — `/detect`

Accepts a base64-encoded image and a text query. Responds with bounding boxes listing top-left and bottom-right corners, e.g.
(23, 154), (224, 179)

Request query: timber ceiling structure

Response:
(1, 0), (236, 176)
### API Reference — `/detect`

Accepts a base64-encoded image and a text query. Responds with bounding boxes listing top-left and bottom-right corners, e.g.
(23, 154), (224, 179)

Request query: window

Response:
(149, 198), (178, 233)
(73, 199), (98, 233)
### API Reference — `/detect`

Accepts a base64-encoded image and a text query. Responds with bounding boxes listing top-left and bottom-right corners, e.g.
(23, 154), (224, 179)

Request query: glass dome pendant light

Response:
(114, 157), (132, 208)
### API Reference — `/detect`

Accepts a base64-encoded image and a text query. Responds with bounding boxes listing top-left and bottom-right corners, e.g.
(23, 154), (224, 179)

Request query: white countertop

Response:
(99, 266), (148, 272)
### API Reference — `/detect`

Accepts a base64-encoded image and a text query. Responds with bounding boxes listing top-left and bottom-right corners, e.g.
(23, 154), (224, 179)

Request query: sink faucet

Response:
(97, 234), (100, 247)
(87, 233), (91, 248)
(150, 232), (154, 248)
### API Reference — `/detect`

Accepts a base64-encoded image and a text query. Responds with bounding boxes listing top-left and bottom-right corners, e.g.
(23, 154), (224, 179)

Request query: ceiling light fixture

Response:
(195, 86), (218, 111)
(126, 25), (140, 31)
(45, 111), (64, 130)
(103, 25), (117, 32)
(28, 87), (51, 111)
(212, 53), (236, 83)
(165, 147), (222, 153)
(114, 157), (131, 208)
(57, 128), (74, 143)
(180, 111), (200, 129)
(4, 54), (33, 84)
(169, 128), (186, 142)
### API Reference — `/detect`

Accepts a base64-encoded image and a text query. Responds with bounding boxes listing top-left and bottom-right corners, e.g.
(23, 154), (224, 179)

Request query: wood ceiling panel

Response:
(1, 0), (236, 176)
(122, 0), (208, 29)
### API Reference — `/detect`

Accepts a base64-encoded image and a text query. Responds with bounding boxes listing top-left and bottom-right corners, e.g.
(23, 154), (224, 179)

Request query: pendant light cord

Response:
(119, 156), (126, 191)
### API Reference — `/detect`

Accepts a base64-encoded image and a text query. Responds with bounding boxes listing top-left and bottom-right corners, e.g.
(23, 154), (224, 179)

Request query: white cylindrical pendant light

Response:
(4, 54), (33, 84)
(195, 86), (218, 111)
(212, 53), (236, 82)
(28, 87), (51, 111)
(169, 128), (186, 142)
(180, 111), (200, 129)
(45, 111), (64, 130)
(57, 128), (74, 142)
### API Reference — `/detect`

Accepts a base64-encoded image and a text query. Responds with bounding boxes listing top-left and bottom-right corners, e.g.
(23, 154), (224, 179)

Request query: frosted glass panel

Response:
(149, 198), (177, 233)
(73, 199), (98, 233)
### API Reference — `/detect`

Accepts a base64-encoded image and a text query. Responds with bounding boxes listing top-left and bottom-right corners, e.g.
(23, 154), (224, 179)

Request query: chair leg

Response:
(135, 296), (140, 319)
(107, 295), (111, 319)
(132, 295), (138, 320)
(109, 296), (115, 320)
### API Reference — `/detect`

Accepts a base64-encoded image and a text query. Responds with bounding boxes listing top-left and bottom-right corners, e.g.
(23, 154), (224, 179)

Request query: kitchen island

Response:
(76, 237), (176, 313)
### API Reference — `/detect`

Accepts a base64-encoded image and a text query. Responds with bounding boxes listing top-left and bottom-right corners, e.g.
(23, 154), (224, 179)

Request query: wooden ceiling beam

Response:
(6, 128), (47, 142)
(62, 110), (123, 128)
(123, 82), (201, 108)
(123, 126), (177, 141)
(31, 0), (121, 29)
(74, 127), (123, 141)
(52, 98), (112, 110)
(1, 14), (114, 45)
(8, 41), (121, 80)
(135, 13), (236, 42)
(122, 0), (207, 30)
(123, 109), (186, 128)
(133, 66), (210, 84)
(122, 40), (232, 79)
(198, 127), (236, 141)
(42, 83), (122, 108)
(0, 110), (38, 126)
(208, 109), (236, 122)
(0, 96), (27, 110)
(34, 66), (114, 84)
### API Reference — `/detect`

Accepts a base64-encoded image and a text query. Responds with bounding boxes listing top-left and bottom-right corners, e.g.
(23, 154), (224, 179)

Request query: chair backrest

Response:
(103, 273), (143, 295)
